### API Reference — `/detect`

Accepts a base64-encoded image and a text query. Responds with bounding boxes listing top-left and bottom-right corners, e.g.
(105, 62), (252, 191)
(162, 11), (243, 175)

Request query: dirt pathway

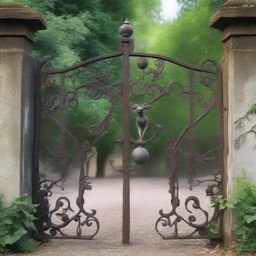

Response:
(11, 177), (212, 256)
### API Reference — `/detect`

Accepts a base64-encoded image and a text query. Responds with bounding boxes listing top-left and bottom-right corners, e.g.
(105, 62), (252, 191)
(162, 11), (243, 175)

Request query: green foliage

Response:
(0, 0), (225, 176)
(211, 194), (234, 210)
(177, 0), (197, 11)
(11, 0), (160, 65)
(230, 173), (256, 253)
(134, 0), (223, 174)
(178, 0), (227, 12)
(0, 194), (38, 253)
(212, 173), (256, 254)
(149, 0), (223, 64)
(248, 104), (256, 115)
(208, 222), (218, 234)
(6, 0), (160, 176)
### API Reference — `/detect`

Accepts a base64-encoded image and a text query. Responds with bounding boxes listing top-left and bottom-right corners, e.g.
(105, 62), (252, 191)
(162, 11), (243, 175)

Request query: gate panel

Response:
(34, 20), (223, 242)
(128, 54), (223, 239)
(36, 57), (123, 239)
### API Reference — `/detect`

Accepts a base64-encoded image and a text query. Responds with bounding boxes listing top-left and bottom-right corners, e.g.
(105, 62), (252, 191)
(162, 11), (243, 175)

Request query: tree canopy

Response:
(177, 0), (226, 11)
(3, 0), (161, 176)
(0, 0), (227, 176)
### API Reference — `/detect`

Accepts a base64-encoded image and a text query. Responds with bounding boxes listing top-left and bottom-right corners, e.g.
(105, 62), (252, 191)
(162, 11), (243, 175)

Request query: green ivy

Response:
(212, 173), (256, 254)
(248, 104), (256, 115)
(0, 194), (38, 253)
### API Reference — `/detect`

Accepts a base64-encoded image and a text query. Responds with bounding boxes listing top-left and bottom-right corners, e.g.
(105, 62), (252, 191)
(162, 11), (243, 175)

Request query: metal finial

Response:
(119, 18), (133, 38)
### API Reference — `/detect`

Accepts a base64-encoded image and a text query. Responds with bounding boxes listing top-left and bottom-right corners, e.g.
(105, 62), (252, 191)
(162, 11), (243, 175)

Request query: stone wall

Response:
(0, 2), (46, 202)
(210, 0), (256, 245)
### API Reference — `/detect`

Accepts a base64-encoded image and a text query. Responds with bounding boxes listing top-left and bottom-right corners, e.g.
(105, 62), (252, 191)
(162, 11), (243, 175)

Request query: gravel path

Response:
(10, 177), (212, 256)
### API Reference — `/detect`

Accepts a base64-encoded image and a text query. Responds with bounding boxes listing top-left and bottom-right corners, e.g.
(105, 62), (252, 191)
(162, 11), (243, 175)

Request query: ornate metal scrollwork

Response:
(154, 59), (222, 239)
(36, 20), (223, 242)
(37, 60), (121, 239)
(130, 58), (167, 101)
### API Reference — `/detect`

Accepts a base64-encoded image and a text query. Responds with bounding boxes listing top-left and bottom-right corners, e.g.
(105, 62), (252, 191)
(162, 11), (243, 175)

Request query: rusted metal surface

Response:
(154, 60), (223, 239)
(35, 20), (223, 243)
(130, 53), (217, 74)
(120, 19), (132, 245)
(36, 59), (121, 239)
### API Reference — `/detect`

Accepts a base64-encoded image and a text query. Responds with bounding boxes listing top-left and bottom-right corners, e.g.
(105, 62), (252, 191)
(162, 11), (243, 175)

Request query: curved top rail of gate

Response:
(45, 52), (217, 75)
(43, 20), (217, 76)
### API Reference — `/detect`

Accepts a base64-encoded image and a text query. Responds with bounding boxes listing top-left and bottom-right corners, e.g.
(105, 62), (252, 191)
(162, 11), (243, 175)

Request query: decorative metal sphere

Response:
(119, 19), (133, 38)
(137, 58), (148, 70)
(131, 146), (149, 164)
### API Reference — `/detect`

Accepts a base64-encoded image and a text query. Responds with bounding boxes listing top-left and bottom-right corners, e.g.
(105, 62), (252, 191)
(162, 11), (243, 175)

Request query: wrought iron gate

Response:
(33, 20), (223, 244)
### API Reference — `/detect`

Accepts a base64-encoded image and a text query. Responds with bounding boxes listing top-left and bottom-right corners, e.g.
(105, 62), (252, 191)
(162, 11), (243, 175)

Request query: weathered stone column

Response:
(210, 0), (256, 245)
(0, 3), (46, 203)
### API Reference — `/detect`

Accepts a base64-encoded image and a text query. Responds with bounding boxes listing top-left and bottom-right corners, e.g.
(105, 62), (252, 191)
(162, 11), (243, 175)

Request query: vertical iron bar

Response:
(188, 70), (195, 184)
(122, 40), (131, 245)
(59, 73), (66, 152)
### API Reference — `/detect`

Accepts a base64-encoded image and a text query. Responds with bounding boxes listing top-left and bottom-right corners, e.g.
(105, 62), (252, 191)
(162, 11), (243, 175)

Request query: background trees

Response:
(0, 0), (227, 176)
(177, 0), (226, 11)
(132, 0), (226, 175)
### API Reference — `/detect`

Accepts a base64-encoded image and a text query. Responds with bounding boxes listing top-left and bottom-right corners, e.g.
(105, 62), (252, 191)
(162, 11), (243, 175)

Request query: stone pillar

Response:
(210, 0), (256, 245)
(0, 3), (46, 203)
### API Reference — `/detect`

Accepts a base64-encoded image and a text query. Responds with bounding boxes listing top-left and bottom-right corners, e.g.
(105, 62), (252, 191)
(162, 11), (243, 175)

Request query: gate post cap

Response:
(0, 2), (47, 41)
(0, 2), (47, 30)
(210, 0), (256, 30)
(210, 0), (256, 41)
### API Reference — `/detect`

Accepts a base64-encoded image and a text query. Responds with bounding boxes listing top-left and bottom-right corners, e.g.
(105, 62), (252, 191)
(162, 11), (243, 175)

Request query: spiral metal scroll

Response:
(149, 59), (223, 239)
(36, 25), (223, 241)
(37, 61), (121, 240)
(126, 56), (222, 239)
(130, 58), (170, 106)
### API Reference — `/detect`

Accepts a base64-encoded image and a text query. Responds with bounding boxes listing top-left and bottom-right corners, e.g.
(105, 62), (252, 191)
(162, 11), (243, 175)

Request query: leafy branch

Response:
(211, 172), (256, 254)
(0, 194), (38, 253)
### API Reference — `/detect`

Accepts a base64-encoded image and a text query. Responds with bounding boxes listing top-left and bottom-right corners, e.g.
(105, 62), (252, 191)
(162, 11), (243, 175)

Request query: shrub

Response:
(230, 173), (256, 253)
(213, 173), (256, 254)
(0, 194), (38, 253)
